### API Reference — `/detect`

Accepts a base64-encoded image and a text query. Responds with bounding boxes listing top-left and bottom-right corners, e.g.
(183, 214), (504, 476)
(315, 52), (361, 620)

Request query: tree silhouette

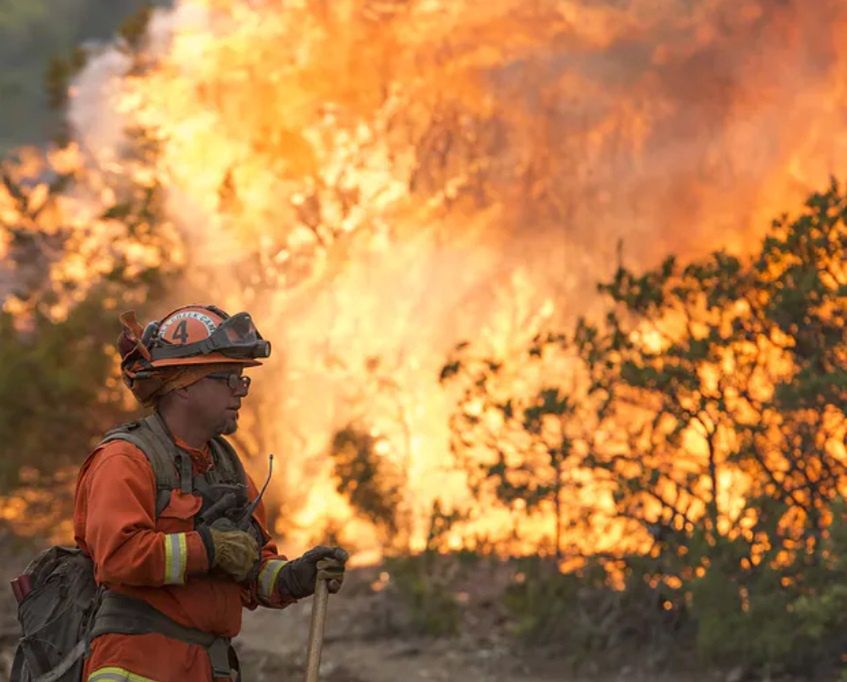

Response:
(330, 423), (403, 544)
(440, 331), (582, 559)
(444, 182), (847, 670)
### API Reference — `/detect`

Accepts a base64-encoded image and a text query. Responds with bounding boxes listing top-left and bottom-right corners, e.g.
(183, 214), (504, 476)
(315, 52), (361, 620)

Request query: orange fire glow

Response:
(3, 0), (847, 561)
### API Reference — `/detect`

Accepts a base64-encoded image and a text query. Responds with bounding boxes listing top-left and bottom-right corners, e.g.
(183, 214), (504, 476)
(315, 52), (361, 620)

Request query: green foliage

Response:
(118, 4), (155, 50)
(505, 557), (689, 671)
(684, 510), (847, 674)
(573, 182), (847, 673)
(505, 560), (578, 643)
(0, 0), (170, 152)
(380, 504), (467, 637)
(756, 181), (847, 411)
(45, 47), (88, 111)
(0, 87), (175, 496)
(0, 288), (141, 490)
(446, 181), (847, 676)
(384, 553), (461, 637)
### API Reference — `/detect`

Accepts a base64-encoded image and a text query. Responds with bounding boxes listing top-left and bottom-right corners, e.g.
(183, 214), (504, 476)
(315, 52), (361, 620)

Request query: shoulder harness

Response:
(99, 412), (248, 516)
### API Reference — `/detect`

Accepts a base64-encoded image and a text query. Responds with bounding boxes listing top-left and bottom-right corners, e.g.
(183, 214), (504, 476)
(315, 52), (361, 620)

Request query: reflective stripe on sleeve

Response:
(88, 666), (159, 682)
(258, 558), (287, 602)
(162, 532), (188, 584)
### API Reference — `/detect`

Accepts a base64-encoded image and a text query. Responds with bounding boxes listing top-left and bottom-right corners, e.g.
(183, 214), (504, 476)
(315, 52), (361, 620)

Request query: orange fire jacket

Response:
(73, 436), (295, 682)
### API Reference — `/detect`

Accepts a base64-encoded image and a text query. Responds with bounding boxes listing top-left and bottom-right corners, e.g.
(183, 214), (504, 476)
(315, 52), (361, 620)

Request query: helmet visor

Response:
(209, 312), (271, 358)
(151, 312), (271, 361)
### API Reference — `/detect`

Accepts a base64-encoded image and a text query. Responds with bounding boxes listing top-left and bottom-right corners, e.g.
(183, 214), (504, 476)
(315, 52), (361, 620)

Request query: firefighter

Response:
(73, 304), (347, 682)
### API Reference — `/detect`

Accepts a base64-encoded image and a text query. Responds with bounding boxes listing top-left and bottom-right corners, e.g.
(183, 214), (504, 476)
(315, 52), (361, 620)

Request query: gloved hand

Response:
(206, 527), (259, 582)
(277, 545), (348, 599)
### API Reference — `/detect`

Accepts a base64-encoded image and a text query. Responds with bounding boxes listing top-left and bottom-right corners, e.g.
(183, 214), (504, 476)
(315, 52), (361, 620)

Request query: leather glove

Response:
(206, 527), (259, 582)
(277, 545), (348, 599)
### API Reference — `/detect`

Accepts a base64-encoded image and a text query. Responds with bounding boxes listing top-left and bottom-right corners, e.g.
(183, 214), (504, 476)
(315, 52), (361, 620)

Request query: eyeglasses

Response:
(206, 372), (251, 393)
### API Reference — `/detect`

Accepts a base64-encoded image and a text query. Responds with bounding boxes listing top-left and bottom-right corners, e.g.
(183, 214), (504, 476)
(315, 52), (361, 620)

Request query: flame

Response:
(4, 0), (847, 560)
(0, 140), (183, 327)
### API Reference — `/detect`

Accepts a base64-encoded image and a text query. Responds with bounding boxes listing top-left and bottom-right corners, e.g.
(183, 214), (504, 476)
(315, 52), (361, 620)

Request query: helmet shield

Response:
(209, 312), (271, 358)
(151, 310), (271, 361)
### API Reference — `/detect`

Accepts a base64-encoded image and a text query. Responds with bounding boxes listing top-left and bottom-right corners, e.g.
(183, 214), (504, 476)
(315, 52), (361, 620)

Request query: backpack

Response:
(9, 548), (100, 682)
(10, 413), (247, 682)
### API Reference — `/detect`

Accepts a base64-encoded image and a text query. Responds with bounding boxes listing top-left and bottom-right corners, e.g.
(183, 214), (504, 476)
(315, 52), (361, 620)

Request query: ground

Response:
(0, 534), (760, 682)
(237, 567), (560, 682)
(235, 566), (717, 682)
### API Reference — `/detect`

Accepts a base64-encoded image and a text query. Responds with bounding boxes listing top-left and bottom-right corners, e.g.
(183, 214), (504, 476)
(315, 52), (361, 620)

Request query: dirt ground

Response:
(237, 575), (563, 682)
(0, 536), (750, 682)
(235, 566), (721, 682)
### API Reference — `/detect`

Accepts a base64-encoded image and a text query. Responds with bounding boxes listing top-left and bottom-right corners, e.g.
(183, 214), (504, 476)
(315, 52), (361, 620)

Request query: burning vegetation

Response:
(2, 0), (847, 675)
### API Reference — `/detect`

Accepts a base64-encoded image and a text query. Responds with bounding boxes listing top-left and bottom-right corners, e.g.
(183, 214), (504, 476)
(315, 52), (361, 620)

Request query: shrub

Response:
(384, 554), (461, 637)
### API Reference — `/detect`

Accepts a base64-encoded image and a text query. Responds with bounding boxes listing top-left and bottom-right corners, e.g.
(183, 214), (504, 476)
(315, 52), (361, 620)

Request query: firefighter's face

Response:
(185, 369), (249, 436)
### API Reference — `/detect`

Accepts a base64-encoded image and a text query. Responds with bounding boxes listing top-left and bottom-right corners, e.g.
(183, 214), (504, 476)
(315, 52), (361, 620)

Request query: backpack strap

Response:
(99, 413), (193, 516)
(32, 638), (87, 682)
(98, 416), (248, 518)
(91, 591), (237, 678)
(30, 585), (105, 682)
(209, 436), (248, 487)
(144, 412), (193, 494)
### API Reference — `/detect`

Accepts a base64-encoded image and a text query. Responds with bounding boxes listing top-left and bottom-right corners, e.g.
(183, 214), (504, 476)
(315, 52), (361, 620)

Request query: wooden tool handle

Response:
(304, 578), (330, 682)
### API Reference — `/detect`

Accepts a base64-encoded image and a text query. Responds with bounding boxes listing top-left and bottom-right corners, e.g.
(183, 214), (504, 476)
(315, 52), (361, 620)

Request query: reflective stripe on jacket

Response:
(88, 665), (158, 681)
(74, 437), (295, 682)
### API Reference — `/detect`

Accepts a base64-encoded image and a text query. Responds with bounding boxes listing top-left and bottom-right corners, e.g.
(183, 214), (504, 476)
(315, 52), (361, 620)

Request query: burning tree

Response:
(440, 332), (591, 560)
(330, 423), (404, 547)
(0, 142), (179, 497)
(575, 183), (847, 668)
(5, 0), (847, 573)
(7, 0), (847, 560)
(445, 183), (847, 672)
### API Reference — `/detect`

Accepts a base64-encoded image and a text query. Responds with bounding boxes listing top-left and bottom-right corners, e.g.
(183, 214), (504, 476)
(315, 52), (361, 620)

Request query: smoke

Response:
(61, 0), (847, 555)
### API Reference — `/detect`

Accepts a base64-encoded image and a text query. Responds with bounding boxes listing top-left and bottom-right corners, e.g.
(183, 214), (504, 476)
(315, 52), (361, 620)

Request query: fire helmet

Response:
(119, 304), (272, 376)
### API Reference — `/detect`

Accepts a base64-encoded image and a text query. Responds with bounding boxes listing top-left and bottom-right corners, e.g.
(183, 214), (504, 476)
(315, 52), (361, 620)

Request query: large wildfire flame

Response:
(3, 0), (847, 559)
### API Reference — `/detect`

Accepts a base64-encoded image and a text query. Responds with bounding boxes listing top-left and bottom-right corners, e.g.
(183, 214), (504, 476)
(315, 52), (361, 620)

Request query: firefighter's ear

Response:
(171, 386), (192, 400)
